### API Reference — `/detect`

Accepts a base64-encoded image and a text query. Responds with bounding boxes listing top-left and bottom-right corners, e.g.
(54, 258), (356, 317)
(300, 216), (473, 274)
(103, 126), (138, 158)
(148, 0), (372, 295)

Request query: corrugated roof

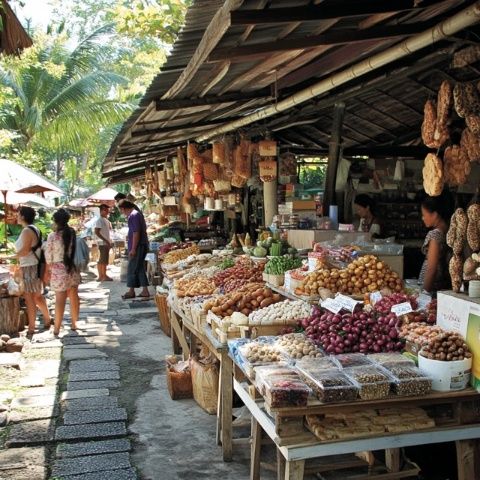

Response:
(104, 0), (478, 181)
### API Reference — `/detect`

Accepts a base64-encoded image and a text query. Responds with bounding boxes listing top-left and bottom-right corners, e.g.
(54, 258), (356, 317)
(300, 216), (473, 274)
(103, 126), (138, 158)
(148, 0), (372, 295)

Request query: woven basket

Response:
(155, 293), (171, 337)
(203, 162), (219, 181)
(212, 142), (225, 164)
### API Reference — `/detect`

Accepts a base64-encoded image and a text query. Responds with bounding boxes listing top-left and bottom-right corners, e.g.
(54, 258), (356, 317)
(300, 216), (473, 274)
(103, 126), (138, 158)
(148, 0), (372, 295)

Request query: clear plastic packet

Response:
(263, 376), (310, 408)
(332, 353), (373, 369)
(381, 364), (432, 396)
(344, 366), (391, 400)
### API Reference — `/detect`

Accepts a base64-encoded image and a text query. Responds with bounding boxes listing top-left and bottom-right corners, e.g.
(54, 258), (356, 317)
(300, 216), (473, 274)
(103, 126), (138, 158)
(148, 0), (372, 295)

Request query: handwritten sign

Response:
(335, 294), (360, 312)
(391, 302), (413, 316)
(370, 291), (382, 305)
(321, 298), (342, 314)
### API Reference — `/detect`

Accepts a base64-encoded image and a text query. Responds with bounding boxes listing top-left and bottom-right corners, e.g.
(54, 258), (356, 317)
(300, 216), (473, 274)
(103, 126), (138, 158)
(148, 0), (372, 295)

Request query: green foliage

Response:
(0, 1), (188, 198)
(298, 158), (328, 191)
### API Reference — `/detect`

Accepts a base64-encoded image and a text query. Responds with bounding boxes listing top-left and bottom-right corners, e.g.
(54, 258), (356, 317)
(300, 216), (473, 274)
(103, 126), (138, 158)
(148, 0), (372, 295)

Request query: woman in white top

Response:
(354, 194), (382, 238)
(14, 206), (51, 335)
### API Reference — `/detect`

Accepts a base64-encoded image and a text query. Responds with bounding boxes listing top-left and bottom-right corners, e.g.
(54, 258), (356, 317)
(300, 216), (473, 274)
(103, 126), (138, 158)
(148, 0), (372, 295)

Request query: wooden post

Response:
(263, 179), (278, 227)
(385, 448), (401, 472)
(250, 417), (262, 480)
(456, 439), (476, 480)
(324, 102), (345, 214)
(221, 352), (233, 462)
(277, 449), (286, 480)
(0, 296), (20, 335)
(284, 459), (305, 480)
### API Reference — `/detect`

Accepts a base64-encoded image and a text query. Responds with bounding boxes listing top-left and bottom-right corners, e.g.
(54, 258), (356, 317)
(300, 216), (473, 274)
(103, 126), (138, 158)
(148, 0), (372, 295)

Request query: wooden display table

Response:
(168, 302), (233, 462)
(228, 355), (480, 480)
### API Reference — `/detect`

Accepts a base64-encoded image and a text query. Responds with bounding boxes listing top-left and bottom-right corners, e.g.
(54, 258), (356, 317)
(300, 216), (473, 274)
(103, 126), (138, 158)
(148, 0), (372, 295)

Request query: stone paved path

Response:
(0, 278), (137, 480)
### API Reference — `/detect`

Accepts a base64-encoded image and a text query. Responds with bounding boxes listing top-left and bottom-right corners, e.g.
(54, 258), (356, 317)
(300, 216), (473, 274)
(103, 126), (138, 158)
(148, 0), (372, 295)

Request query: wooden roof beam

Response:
(230, 1), (431, 26)
(208, 22), (433, 63)
(160, 0), (244, 99)
(155, 89), (272, 110)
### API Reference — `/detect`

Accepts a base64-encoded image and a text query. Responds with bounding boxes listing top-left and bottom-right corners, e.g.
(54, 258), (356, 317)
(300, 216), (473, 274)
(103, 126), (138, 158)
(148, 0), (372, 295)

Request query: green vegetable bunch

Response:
(220, 258), (235, 270)
(264, 256), (302, 275)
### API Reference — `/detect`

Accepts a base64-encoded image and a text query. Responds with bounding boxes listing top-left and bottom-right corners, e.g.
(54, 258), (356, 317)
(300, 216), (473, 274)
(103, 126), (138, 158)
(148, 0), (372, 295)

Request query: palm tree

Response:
(0, 25), (132, 179)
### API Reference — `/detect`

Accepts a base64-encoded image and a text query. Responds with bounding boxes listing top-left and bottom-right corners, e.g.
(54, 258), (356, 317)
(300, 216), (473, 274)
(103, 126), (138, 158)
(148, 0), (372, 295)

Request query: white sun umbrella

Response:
(0, 158), (63, 245)
(86, 187), (119, 206)
(5, 191), (55, 208)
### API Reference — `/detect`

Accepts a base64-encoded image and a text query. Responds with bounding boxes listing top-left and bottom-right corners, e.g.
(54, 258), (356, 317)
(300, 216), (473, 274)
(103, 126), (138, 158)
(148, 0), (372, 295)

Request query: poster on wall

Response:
(466, 305), (480, 390)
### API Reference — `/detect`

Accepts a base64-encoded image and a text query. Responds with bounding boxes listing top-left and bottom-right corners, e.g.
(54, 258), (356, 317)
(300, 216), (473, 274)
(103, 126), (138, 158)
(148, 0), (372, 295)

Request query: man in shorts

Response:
(94, 204), (113, 281)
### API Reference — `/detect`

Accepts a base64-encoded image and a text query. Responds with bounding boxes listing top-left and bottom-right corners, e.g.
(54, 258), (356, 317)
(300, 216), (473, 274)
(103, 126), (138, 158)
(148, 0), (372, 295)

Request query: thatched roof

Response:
(0, 0), (32, 55)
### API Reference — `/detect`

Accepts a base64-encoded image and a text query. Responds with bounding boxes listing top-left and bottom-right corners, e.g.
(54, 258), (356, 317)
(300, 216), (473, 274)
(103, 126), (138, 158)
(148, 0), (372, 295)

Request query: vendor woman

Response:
(354, 194), (381, 237)
(419, 196), (451, 294)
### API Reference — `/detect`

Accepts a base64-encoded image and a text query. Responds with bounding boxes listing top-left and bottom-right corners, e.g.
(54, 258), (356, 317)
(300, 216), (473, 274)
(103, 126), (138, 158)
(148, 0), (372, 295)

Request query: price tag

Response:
(321, 298), (342, 314)
(391, 302), (413, 316)
(335, 294), (360, 312)
(416, 293), (431, 311)
(370, 291), (382, 305)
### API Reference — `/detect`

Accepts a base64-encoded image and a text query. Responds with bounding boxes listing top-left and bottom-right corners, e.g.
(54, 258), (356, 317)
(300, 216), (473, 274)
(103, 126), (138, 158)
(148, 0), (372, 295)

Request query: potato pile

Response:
(295, 255), (403, 297)
(239, 342), (283, 364)
(420, 332), (472, 361)
(175, 276), (217, 297)
(163, 245), (200, 265)
(203, 283), (282, 318)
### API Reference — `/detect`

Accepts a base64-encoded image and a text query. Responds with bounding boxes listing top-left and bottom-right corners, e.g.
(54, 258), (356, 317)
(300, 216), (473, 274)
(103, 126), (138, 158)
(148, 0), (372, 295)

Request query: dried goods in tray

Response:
(367, 352), (415, 367)
(274, 332), (322, 359)
(297, 368), (358, 403)
(381, 365), (432, 396)
(263, 376), (310, 408)
(332, 353), (373, 369)
(344, 366), (391, 400)
(254, 364), (299, 395)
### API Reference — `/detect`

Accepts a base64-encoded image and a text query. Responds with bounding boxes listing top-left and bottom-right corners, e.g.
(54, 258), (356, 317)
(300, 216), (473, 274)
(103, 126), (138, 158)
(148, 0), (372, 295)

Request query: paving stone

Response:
(52, 451), (131, 476)
(0, 446), (47, 479)
(0, 391), (14, 402)
(60, 468), (137, 480)
(19, 375), (46, 387)
(0, 403), (8, 412)
(69, 370), (120, 382)
(0, 352), (24, 369)
(28, 359), (61, 379)
(69, 360), (119, 374)
(20, 386), (56, 397)
(67, 380), (120, 391)
(9, 405), (59, 423)
(56, 438), (131, 458)
(55, 421), (126, 441)
(63, 344), (96, 350)
(63, 407), (127, 425)
(63, 349), (107, 361)
(11, 395), (56, 409)
(63, 396), (118, 411)
(61, 388), (109, 401)
(5, 419), (55, 446)
(0, 412), (6, 426)
(62, 336), (92, 345)
(29, 339), (63, 348)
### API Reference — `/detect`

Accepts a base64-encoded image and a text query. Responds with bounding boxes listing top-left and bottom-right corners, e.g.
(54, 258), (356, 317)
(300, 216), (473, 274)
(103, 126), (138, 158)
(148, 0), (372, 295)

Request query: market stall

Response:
(101, 1), (480, 478)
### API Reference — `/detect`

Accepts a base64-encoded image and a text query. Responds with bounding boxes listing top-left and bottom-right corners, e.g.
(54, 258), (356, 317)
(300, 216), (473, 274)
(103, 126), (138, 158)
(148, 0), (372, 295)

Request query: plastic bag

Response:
(190, 355), (219, 414)
(8, 277), (23, 296)
(212, 141), (225, 164)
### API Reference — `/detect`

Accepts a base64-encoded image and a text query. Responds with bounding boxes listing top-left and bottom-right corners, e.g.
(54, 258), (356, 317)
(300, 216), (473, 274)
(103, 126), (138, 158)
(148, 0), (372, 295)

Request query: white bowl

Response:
(418, 353), (472, 391)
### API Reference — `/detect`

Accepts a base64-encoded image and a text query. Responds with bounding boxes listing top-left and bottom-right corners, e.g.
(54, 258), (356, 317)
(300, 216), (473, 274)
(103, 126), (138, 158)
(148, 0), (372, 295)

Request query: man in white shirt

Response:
(94, 204), (113, 281)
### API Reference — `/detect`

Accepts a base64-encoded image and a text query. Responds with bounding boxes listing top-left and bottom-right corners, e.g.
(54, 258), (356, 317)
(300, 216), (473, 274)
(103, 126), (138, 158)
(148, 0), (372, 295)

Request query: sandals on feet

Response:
(138, 293), (150, 298)
(121, 292), (135, 300)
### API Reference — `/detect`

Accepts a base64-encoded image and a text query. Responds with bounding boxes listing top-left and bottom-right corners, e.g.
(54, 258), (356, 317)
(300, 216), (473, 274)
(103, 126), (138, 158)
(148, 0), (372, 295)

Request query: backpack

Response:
(27, 226), (46, 281)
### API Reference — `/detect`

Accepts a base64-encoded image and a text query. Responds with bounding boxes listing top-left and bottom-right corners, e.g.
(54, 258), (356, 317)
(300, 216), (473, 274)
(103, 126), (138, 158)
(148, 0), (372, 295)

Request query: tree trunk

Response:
(0, 296), (21, 335)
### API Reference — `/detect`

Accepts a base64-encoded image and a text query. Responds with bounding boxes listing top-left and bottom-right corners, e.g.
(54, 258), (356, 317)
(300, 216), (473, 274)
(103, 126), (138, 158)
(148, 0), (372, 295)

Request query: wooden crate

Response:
(191, 304), (207, 332)
(155, 293), (171, 337)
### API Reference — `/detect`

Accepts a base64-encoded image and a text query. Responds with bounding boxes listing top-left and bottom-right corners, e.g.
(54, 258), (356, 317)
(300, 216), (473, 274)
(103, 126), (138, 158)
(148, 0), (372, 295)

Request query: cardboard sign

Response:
(321, 298), (342, 314)
(335, 294), (360, 312)
(258, 140), (277, 156)
(391, 302), (413, 316)
(370, 291), (382, 305)
(259, 160), (277, 182)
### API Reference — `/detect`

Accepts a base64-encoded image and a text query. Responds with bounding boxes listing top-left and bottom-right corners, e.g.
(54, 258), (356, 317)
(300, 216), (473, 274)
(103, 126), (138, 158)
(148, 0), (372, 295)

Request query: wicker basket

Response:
(155, 293), (171, 337)
(166, 355), (193, 400)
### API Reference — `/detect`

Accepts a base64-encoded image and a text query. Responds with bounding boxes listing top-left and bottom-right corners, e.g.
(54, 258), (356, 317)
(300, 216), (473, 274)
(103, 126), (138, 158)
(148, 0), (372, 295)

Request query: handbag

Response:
(28, 226), (47, 282)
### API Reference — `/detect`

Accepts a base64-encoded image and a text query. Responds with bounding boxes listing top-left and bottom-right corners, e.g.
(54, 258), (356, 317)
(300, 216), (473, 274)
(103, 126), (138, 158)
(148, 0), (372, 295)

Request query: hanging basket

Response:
(212, 141), (225, 164)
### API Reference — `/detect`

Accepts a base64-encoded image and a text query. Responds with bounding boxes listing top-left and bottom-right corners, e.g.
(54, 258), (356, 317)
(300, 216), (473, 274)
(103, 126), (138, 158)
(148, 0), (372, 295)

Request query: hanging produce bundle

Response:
(443, 145), (470, 186)
(422, 153), (444, 197)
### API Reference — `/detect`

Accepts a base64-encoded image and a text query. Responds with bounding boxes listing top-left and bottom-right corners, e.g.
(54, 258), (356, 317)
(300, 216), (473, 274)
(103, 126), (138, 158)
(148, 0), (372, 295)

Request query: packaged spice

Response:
(333, 353), (373, 369)
(344, 366), (391, 400)
(382, 365), (432, 397)
(254, 364), (299, 395)
(367, 352), (415, 367)
(297, 368), (358, 403)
